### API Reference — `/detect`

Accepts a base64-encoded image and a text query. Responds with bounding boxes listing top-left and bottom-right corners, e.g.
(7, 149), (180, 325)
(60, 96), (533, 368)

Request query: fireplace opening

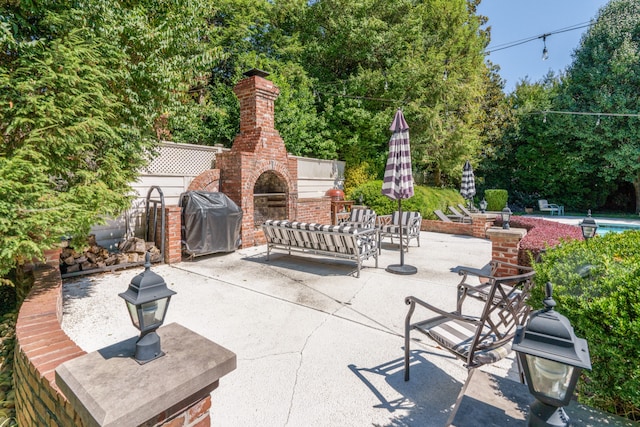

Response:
(254, 171), (288, 226)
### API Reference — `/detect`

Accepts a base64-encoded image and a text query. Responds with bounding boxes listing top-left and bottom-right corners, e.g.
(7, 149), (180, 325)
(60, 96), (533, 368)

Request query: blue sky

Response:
(477, 0), (610, 93)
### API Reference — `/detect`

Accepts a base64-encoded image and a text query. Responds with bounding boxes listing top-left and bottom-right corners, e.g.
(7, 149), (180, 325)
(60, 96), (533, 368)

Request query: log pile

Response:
(60, 235), (162, 274)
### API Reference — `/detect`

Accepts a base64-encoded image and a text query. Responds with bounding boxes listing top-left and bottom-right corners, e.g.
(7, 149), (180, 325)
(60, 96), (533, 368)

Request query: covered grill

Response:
(179, 191), (243, 257)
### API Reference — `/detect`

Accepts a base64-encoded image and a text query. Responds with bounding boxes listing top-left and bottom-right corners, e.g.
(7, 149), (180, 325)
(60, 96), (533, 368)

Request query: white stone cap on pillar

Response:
(56, 323), (236, 427)
(485, 227), (527, 239)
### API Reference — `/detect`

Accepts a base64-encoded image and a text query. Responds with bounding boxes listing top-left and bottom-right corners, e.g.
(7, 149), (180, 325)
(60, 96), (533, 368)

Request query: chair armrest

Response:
(457, 266), (489, 278)
(405, 295), (480, 323)
(376, 215), (392, 227)
(408, 215), (422, 228)
(488, 260), (534, 275)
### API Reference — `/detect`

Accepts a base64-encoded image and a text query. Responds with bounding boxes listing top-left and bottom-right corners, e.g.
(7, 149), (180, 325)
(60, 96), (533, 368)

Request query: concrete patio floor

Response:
(60, 229), (637, 427)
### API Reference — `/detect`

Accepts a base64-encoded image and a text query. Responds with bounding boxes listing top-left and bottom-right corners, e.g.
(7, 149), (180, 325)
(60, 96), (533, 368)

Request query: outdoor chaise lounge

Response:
(261, 220), (379, 278)
(457, 203), (476, 217)
(447, 206), (472, 223)
(376, 211), (422, 252)
(433, 209), (453, 222)
(538, 199), (564, 216)
(404, 263), (536, 426)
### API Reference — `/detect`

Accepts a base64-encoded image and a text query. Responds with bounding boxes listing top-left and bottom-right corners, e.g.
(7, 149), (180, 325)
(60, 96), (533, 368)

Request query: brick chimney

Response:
(216, 69), (298, 247)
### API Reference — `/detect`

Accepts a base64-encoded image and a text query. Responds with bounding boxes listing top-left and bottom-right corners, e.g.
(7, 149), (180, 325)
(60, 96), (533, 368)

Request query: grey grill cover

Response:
(179, 191), (243, 256)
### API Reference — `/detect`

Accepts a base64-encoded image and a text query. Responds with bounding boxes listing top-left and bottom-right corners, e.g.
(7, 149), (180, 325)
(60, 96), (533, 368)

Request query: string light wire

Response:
(536, 110), (640, 118)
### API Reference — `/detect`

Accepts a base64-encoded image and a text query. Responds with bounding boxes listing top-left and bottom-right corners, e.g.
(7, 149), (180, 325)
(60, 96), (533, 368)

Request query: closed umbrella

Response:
(460, 160), (476, 209)
(381, 109), (417, 275)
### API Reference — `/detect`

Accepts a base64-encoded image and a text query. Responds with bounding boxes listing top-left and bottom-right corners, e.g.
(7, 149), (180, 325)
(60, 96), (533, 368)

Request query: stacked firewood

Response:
(60, 235), (161, 274)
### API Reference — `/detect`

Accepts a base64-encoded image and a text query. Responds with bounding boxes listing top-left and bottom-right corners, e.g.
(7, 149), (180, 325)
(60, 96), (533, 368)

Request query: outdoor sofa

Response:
(261, 220), (379, 278)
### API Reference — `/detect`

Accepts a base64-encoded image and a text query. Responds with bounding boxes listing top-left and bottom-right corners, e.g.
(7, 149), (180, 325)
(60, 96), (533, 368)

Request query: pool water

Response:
(597, 223), (640, 236)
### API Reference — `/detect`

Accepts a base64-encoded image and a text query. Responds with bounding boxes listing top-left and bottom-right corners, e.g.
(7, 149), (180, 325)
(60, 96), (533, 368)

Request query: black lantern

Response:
(479, 198), (488, 213)
(512, 282), (591, 427)
(501, 207), (512, 229)
(579, 210), (598, 241)
(119, 252), (176, 363)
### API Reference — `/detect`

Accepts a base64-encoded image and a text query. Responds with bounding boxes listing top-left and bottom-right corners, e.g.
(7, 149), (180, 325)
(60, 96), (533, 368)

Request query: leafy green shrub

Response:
(0, 311), (16, 426)
(348, 180), (465, 218)
(484, 189), (508, 211)
(531, 231), (640, 420)
(344, 162), (376, 196)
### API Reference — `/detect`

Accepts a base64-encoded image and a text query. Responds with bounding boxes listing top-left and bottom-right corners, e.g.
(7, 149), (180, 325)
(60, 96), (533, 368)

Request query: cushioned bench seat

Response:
(262, 220), (379, 277)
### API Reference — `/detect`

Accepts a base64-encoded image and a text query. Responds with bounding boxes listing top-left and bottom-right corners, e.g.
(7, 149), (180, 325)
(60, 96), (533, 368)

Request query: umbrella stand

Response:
(385, 200), (417, 275)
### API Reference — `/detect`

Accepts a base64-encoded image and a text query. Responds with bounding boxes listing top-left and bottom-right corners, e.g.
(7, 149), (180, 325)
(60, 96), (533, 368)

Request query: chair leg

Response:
(404, 299), (416, 381)
(516, 355), (525, 384)
(445, 368), (477, 427)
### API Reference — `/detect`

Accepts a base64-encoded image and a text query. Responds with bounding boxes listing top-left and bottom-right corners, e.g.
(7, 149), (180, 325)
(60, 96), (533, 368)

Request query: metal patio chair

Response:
(404, 268), (536, 426)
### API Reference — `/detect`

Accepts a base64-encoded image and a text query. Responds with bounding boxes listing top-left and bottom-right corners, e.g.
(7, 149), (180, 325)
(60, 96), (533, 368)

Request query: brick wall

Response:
(296, 198), (331, 224)
(15, 264), (86, 426)
(15, 262), (213, 426)
(421, 219), (474, 236)
(187, 169), (220, 193)
(164, 205), (182, 264)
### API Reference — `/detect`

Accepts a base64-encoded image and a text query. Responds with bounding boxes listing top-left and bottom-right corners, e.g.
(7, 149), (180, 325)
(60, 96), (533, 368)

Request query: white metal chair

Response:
(377, 211), (421, 252)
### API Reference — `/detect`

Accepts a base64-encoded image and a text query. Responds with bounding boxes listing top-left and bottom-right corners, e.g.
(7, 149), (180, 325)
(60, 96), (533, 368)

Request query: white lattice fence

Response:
(144, 141), (225, 176)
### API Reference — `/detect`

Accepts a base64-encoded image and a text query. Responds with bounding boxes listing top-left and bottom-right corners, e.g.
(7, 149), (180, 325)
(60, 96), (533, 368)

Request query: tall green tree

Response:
(298, 0), (491, 185)
(558, 0), (640, 213)
(0, 0), (219, 276)
(167, 0), (332, 157)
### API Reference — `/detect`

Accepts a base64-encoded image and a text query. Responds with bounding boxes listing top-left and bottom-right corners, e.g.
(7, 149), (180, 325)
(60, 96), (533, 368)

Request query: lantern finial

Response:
(543, 282), (556, 310)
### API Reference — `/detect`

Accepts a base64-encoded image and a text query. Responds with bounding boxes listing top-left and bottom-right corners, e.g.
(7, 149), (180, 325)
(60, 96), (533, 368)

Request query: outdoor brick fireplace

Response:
(213, 69), (299, 247)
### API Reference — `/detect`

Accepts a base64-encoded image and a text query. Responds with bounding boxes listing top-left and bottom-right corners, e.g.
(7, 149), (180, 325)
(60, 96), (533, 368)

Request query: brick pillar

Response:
(164, 205), (182, 264)
(470, 213), (498, 238)
(485, 227), (527, 276)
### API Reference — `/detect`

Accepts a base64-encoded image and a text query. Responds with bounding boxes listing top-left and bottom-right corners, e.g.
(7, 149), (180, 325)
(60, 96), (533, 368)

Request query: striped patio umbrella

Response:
(381, 109), (416, 275)
(460, 160), (476, 207)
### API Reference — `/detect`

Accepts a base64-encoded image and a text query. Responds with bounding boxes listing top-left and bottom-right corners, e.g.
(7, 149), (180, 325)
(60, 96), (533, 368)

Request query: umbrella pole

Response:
(399, 200), (404, 266)
(385, 199), (417, 275)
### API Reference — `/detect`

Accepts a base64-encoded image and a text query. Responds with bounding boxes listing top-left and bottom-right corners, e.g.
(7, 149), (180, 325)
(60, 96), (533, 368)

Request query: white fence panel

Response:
(90, 143), (345, 248)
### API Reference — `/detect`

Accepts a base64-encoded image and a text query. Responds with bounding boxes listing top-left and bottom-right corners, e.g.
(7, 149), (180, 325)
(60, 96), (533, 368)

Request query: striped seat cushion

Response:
(427, 318), (511, 365)
(379, 224), (410, 235)
(263, 220), (291, 244)
(264, 221), (375, 257)
(392, 211), (420, 226)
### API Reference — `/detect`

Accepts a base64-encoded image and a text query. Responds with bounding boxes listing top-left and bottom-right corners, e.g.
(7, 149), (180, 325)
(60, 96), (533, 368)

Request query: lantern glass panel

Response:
(126, 301), (140, 329)
(582, 226), (597, 239)
(526, 354), (574, 401)
(140, 298), (168, 331)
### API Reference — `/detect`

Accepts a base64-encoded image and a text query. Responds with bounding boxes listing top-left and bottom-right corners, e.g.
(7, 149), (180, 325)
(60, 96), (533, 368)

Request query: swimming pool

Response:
(597, 222), (640, 235)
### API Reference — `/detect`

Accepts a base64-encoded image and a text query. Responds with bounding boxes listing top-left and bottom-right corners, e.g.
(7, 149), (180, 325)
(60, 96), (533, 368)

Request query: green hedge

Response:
(484, 189), (508, 211)
(347, 180), (465, 218)
(531, 231), (640, 421)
